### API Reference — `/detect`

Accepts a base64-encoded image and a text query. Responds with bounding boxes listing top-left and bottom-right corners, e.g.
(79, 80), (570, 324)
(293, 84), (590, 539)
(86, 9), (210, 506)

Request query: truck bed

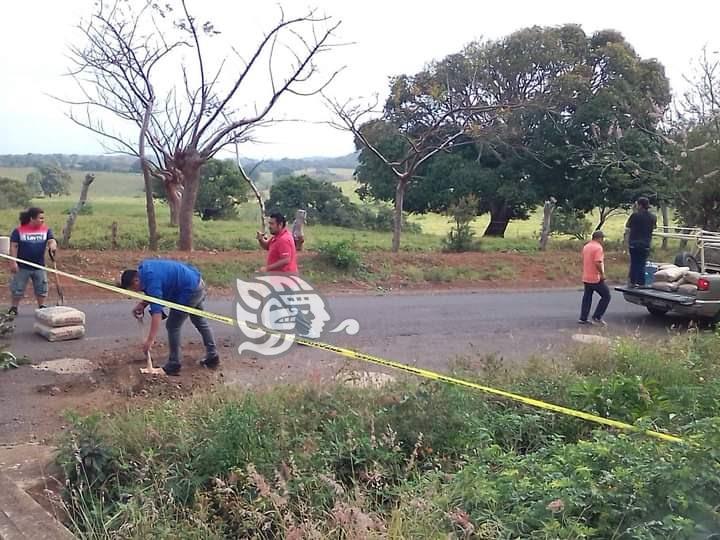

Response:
(614, 286), (696, 305)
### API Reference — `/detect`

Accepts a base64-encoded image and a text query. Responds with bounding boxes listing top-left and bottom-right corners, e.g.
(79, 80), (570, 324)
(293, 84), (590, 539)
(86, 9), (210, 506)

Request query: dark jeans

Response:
(580, 281), (611, 321)
(629, 245), (650, 286)
(166, 282), (217, 367)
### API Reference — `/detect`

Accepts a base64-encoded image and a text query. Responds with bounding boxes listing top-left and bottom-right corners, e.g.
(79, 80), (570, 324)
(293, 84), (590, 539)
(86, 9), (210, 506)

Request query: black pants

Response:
(580, 281), (611, 321)
(629, 245), (650, 286)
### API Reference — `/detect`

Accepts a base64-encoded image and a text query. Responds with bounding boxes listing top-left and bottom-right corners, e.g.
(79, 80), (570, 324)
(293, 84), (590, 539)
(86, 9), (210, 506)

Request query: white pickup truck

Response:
(615, 227), (720, 323)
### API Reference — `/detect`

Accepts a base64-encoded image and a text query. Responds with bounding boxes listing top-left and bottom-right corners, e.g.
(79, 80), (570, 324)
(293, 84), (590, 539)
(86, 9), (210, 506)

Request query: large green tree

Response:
(352, 26), (671, 239)
(266, 175), (360, 227)
(0, 178), (32, 209)
(34, 165), (72, 198)
(671, 47), (720, 231)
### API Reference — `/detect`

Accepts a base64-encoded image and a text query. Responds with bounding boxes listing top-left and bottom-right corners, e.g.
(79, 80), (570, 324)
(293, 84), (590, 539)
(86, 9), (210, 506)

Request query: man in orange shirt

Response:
(256, 212), (298, 273)
(579, 230), (611, 326)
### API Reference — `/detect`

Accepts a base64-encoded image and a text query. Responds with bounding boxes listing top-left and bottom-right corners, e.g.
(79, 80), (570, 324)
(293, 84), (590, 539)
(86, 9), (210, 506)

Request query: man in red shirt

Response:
(256, 212), (298, 273)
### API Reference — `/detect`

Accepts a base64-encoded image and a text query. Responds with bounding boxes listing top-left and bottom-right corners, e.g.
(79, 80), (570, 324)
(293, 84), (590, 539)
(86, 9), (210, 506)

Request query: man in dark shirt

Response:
(624, 197), (657, 287)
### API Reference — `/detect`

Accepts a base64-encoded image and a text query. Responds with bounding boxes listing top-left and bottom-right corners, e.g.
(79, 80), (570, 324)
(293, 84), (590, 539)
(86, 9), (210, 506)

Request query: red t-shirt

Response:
(267, 228), (298, 273)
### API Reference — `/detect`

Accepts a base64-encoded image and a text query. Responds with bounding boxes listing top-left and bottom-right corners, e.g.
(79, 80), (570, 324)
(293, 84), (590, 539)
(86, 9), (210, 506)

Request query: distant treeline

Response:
(0, 152), (359, 175)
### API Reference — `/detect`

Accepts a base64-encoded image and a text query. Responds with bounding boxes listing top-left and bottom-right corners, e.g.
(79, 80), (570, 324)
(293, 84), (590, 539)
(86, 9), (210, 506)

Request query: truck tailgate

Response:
(614, 286), (695, 305)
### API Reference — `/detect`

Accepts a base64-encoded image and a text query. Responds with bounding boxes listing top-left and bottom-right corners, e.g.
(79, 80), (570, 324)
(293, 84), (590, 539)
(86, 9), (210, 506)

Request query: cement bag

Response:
(654, 266), (689, 283)
(678, 283), (699, 296)
(683, 271), (701, 285)
(35, 306), (86, 327)
(658, 263), (678, 270)
(652, 281), (680, 292)
(0, 236), (9, 255)
(33, 322), (85, 342)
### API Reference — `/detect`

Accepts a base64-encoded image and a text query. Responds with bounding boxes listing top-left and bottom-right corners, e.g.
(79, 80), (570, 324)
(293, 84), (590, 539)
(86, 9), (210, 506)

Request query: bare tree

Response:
(62, 0), (342, 250)
(327, 94), (509, 252)
(61, 173), (95, 247)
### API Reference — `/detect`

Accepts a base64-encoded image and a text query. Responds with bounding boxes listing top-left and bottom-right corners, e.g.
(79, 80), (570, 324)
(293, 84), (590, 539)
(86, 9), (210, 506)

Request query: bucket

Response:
(644, 262), (659, 285)
(0, 236), (9, 256)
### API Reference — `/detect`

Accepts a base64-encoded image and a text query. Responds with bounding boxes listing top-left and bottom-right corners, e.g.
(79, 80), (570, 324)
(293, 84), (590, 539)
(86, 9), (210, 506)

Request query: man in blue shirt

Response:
(120, 259), (218, 375)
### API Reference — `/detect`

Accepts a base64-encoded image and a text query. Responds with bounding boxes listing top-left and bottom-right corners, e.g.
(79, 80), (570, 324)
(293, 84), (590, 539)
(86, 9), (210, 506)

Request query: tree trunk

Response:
(139, 95), (158, 251)
(483, 202), (511, 237)
(111, 221), (118, 250)
(538, 198), (557, 251)
(61, 173), (95, 247)
(178, 162), (201, 251)
(392, 179), (407, 253)
(166, 186), (181, 227)
(661, 203), (669, 250)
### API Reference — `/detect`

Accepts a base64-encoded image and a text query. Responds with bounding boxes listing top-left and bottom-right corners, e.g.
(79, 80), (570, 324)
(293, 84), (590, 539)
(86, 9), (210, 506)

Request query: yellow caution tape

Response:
(0, 252), (683, 443)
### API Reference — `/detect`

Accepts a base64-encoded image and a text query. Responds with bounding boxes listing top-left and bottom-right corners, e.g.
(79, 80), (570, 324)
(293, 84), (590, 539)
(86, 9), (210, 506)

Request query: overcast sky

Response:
(1, 0), (719, 160)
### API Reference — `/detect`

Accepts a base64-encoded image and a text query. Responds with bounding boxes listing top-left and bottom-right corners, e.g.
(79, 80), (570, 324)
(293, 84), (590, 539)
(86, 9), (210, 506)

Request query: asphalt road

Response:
(8, 287), (688, 375)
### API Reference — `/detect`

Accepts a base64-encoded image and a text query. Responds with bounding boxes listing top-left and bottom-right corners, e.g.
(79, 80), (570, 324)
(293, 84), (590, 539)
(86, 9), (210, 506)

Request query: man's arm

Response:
(143, 312), (162, 353)
(8, 241), (18, 273)
(595, 258), (606, 281)
(263, 257), (291, 272)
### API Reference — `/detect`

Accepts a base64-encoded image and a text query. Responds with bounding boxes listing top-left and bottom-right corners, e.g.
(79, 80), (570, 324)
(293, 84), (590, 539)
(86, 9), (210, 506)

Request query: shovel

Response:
(48, 249), (64, 306)
(136, 316), (164, 375)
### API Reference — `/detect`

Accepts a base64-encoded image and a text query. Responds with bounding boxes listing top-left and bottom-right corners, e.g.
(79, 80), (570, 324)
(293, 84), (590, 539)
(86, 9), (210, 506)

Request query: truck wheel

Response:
(674, 252), (700, 272)
(646, 306), (669, 317)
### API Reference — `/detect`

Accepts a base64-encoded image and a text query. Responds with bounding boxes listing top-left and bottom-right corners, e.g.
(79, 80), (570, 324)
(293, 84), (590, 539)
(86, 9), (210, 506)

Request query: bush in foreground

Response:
(57, 331), (720, 538)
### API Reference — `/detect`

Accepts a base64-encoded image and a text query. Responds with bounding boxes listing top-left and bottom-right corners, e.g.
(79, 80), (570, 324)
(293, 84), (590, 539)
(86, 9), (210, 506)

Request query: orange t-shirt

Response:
(582, 240), (604, 284)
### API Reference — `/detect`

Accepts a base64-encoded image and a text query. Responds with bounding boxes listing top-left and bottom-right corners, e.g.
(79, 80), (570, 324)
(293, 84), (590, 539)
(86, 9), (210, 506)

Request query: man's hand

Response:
(256, 231), (266, 241)
(132, 302), (146, 319)
(142, 339), (153, 355)
(259, 265), (268, 273)
(9, 262), (18, 274)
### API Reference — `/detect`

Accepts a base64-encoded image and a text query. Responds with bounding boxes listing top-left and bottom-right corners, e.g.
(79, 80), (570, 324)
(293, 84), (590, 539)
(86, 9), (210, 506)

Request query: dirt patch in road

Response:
(1, 344), (221, 446)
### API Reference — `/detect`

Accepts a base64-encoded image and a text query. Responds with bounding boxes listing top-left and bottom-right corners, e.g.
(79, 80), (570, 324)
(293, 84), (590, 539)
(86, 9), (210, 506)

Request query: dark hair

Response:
(120, 269), (139, 289)
(592, 230), (605, 240)
(268, 212), (286, 227)
(19, 207), (44, 226)
(637, 197), (650, 210)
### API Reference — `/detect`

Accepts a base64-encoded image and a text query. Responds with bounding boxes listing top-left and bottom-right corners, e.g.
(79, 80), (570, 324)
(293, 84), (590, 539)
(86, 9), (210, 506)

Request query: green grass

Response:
(55, 331), (720, 538)
(0, 167), (144, 198)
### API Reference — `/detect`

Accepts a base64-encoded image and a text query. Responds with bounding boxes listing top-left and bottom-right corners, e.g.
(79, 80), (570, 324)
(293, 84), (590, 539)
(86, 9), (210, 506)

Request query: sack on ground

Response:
(33, 322), (85, 342)
(653, 266), (689, 283)
(35, 306), (86, 327)
(652, 281), (680, 292)
(683, 271), (701, 285)
(678, 283), (699, 296)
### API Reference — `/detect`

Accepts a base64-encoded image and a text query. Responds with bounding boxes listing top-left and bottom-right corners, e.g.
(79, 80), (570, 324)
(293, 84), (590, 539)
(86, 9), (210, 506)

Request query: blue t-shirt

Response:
(138, 259), (201, 314)
(11, 225), (54, 269)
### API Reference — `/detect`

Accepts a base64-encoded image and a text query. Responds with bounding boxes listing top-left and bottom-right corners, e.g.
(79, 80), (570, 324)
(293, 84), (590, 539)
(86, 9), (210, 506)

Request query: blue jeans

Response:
(10, 267), (48, 298)
(580, 281), (611, 321)
(629, 245), (650, 286)
(165, 282), (217, 368)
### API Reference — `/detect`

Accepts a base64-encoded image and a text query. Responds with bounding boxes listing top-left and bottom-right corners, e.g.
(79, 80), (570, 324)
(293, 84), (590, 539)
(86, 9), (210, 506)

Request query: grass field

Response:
(0, 167), (661, 251)
(0, 167), (145, 198)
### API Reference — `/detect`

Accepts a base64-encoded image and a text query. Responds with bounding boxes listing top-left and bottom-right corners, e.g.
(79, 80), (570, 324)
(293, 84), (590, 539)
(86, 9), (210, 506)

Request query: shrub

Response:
(551, 208), (592, 241)
(63, 203), (94, 216)
(317, 240), (361, 270)
(443, 195), (479, 252)
(362, 206), (422, 234)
